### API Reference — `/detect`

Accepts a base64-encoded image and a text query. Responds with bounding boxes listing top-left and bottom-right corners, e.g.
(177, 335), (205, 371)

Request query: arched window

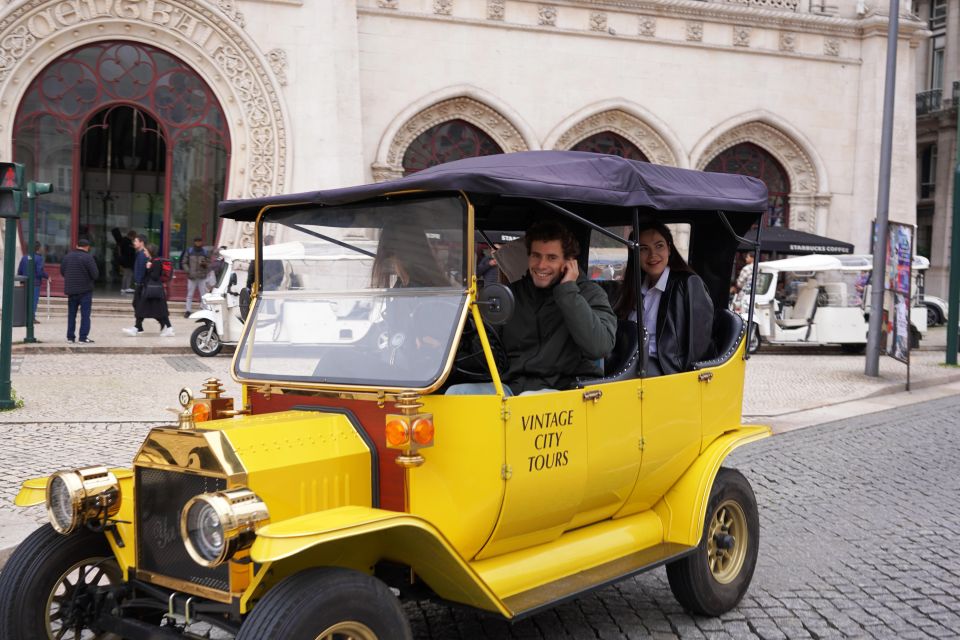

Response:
(705, 142), (790, 227)
(402, 119), (502, 175)
(13, 41), (229, 275)
(571, 131), (649, 162)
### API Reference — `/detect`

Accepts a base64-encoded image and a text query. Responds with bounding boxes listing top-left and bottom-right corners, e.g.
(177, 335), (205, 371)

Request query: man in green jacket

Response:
(500, 220), (616, 394)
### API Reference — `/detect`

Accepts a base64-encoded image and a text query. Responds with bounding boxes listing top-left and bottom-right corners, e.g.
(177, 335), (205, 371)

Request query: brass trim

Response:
(698, 371), (714, 382)
(134, 428), (247, 480)
(180, 488), (270, 567)
(134, 569), (234, 604)
(46, 467), (121, 535)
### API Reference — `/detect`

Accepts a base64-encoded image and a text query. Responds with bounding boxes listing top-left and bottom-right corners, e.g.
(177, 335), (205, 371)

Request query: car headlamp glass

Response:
(181, 488), (269, 567)
(45, 467), (121, 535)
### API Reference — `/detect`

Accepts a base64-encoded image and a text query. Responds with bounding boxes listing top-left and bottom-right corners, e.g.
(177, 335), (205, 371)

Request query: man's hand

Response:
(561, 258), (579, 284)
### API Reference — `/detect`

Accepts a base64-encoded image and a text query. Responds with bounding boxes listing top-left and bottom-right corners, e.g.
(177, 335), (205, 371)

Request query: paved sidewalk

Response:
(1, 324), (957, 571)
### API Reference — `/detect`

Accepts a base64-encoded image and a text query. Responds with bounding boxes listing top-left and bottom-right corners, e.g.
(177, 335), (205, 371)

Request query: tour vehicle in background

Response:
(743, 253), (928, 354)
(1, 151), (772, 639)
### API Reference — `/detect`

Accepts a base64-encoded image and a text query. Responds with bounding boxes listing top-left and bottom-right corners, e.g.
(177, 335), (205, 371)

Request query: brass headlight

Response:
(46, 466), (121, 535)
(180, 488), (269, 567)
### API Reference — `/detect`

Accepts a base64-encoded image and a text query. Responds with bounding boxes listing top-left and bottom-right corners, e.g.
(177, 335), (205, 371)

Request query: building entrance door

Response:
(79, 105), (167, 292)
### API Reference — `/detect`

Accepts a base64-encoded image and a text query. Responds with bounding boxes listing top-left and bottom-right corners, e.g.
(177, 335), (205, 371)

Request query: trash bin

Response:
(11, 275), (26, 327)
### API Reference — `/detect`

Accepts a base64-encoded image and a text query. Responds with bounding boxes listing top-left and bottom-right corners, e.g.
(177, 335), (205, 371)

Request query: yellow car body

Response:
(6, 151), (773, 638)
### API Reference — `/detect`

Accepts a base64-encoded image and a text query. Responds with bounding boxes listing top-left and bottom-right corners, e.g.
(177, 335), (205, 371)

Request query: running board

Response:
(503, 541), (694, 619)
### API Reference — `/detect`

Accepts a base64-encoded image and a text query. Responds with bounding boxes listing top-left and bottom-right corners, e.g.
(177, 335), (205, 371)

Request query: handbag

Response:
(144, 282), (165, 300)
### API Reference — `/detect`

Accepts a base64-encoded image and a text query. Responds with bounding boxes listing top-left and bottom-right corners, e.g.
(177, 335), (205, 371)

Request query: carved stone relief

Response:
(374, 97), (530, 181)
(267, 48), (288, 86)
(638, 16), (656, 37)
(434, 0), (453, 15)
(732, 26), (751, 47)
(0, 0), (289, 249)
(590, 12), (607, 32)
(824, 38), (840, 56)
(697, 122), (820, 232)
(686, 21), (703, 42)
(378, 0), (398, 9)
(554, 109), (678, 167)
(779, 31), (796, 52)
(487, 0), (505, 20)
(538, 5), (557, 27)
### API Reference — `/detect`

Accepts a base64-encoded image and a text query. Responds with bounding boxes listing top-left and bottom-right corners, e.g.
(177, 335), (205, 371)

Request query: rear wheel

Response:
(237, 567), (411, 640)
(926, 305), (942, 327)
(840, 343), (866, 354)
(0, 524), (122, 639)
(191, 323), (222, 357)
(666, 468), (759, 617)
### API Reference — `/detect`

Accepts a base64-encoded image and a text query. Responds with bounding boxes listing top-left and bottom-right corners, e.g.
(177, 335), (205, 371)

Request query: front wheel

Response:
(746, 323), (761, 354)
(191, 323), (222, 357)
(237, 567), (411, 640)
(666, 468), (759, 617)
(0, 524), (123, 639)
(926, 305), (942, 327)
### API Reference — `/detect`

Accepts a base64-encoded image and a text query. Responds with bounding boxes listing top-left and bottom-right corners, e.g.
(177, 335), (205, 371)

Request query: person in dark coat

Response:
(123, 244), (174, 336)
(59, 238), (99, 343)
(111, 228), (136, 293)
(17, 242), (49, 323)
(615, 221), (714, 376)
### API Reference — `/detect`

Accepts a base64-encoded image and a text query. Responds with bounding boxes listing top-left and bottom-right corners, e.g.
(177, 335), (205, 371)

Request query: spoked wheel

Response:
(191, 323), (223, 357)
(0, 525), (122, 639)
(666, 468), (760, 617)
(746, 323), (761, 354)
(236, 567), (411, 640)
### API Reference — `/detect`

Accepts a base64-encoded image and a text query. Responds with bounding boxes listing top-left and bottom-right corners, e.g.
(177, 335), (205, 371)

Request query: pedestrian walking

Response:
(123, 244), (175, 336)
(205, 246), (227, 292)
(17, 242), (49, 323)
(179, 236), (209, 317)
(730, 253), (754, 313)
(59, 238), (98, 343)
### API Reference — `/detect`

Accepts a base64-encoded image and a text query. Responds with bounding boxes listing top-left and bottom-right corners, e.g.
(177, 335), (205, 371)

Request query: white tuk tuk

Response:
(744, 253), (927, 354)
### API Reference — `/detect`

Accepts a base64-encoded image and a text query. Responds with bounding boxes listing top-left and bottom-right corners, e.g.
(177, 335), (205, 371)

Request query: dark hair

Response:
(126, 230), (137, 238)
(524, 220), (580, 259)
(136, 234), (147, 244)
(614, 221), (694, 320)
(193, 236), (203, 242)
(371, 223), (450, 288)
(77, 238), (90, 247)
(146, 243), (159, 258)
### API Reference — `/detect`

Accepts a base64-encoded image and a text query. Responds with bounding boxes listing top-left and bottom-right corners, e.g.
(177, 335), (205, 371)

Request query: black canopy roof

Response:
(740, 226), (854, 255)
(219, 151), (769, 221)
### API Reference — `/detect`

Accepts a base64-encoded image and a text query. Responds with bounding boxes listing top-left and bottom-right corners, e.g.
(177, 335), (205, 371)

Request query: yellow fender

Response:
(654, 425), (770, 547)
(249, 505), (510, 617)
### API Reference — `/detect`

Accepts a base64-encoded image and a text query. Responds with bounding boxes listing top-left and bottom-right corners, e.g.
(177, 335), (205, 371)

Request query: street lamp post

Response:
(23, 180), (53, 344)
(946, 100), (960, 363)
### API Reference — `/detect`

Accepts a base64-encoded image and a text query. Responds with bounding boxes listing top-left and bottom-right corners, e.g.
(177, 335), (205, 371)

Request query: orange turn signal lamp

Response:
(385, 413), (435, 450)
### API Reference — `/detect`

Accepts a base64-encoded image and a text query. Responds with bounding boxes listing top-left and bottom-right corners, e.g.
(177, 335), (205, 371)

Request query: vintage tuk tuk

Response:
(0, 151), (771, 639)
(744, 253), (928, 354)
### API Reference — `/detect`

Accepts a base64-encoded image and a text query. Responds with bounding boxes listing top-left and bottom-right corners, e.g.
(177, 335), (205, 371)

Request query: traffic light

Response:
(0, 162), (24, 218)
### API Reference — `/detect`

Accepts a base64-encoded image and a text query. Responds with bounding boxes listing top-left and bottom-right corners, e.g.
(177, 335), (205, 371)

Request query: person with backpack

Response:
(123, 243), (174, 337)
(179, 236), (209, 317)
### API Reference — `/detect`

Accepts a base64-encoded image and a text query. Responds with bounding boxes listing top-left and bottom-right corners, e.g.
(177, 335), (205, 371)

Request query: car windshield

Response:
(233, 195), (469, 389)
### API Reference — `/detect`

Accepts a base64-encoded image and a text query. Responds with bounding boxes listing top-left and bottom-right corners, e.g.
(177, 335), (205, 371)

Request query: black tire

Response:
(0, 524), (122, 639)
(237, 567), (411, 640)
(746, 323), (761, 354)
(840, 343), (866, 355)
(666, 468), (759, 617)
(926, 305), (942, 327)
(909, 325), (921, 349)
(191, 323), (222, 357)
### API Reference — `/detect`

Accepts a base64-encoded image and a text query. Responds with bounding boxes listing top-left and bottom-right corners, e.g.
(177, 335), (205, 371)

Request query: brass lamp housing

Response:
(45, 466), (121, 534)
(180, 488), (269, 568)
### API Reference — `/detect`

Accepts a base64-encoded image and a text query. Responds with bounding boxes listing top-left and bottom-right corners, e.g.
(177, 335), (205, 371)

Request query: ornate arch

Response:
(552, 109), (679, 167)
(694, 118), (826, 232)
(373, 95), (531, 181)
(0, 0), (290, 246)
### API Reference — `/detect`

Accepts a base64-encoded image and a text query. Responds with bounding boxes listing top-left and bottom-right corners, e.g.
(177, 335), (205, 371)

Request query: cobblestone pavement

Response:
(2, 395), (959, 637)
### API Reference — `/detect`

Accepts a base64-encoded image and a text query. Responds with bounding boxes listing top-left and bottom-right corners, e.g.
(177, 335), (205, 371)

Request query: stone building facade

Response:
(0, 0), (927, 293)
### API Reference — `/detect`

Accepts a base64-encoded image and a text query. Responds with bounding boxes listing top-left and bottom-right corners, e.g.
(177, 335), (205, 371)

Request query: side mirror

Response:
(476, 283), (514, 326)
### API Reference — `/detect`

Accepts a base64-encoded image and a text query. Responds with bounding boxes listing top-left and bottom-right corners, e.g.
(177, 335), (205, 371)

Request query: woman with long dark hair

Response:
(615, 221), (714, 375)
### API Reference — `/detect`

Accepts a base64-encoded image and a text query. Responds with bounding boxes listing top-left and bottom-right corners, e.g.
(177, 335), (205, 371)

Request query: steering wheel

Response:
(454, 315), (508, 381)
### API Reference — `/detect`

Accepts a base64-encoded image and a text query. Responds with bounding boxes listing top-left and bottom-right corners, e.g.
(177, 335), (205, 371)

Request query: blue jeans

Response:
(67, 292), (92, 341)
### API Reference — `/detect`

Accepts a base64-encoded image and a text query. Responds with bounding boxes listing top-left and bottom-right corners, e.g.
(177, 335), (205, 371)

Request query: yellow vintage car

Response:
(0, 151), (771, 639)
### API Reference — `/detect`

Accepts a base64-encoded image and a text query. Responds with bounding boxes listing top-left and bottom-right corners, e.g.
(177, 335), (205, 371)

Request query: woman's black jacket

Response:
(651, 271), (715, 375)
